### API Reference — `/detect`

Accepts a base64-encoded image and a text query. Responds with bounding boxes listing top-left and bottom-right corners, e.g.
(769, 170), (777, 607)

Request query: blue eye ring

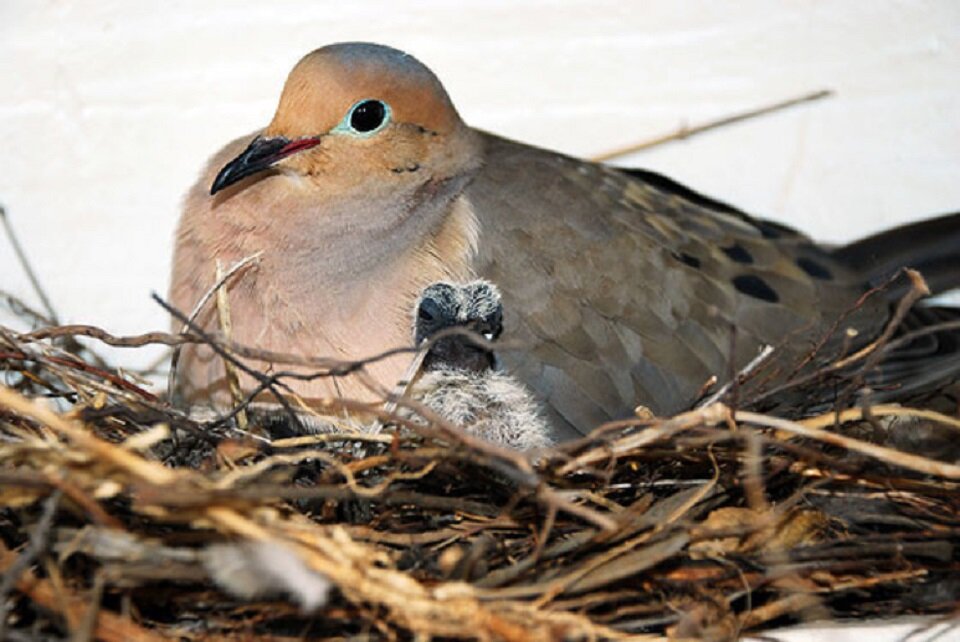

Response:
(334, 99), (392, 137)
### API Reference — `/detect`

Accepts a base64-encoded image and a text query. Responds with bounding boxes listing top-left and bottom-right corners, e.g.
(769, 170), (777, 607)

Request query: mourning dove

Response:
(409, 281), (552, 450)
(170, 42), (960, 439)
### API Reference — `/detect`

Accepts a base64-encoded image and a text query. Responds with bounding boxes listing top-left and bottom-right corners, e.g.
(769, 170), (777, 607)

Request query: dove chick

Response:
(410, 281), (553, 450)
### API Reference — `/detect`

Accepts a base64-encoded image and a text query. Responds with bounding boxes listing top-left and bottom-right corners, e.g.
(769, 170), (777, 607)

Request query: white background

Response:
(1, 3), (959, 638)
(3, 1), (959, 337)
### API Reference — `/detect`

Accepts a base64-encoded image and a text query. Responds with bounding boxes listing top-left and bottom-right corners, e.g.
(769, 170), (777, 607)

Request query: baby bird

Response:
(409, 281), (553, 451)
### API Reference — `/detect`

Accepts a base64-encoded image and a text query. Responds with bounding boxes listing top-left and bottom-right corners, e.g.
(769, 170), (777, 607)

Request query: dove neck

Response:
(271, 175), (468, 281)
(261, 187), (477, 306)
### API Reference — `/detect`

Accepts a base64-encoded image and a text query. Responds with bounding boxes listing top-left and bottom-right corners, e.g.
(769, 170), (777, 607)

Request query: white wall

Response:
(3, 1), (959, 347)
(1, 3), (959, 639)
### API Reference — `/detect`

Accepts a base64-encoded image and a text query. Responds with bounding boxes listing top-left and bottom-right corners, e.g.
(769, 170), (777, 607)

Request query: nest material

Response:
(1, 281), (960, 641)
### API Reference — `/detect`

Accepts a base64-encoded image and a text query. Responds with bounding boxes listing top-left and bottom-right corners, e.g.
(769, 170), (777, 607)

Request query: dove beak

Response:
(210, 135), (321, 195)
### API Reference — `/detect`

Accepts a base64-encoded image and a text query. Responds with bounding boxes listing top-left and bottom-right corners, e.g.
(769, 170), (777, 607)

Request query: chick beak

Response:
(210, 135), (321, 195)
(423, 330), (495, 373)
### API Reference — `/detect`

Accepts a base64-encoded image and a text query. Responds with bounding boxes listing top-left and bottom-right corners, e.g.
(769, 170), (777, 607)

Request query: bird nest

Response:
(1, 281), (959, 642)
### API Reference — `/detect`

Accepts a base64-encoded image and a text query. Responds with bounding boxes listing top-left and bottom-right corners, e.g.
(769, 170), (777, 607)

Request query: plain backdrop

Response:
(3, 1), (959, 342)
(2, 3), (960, 639)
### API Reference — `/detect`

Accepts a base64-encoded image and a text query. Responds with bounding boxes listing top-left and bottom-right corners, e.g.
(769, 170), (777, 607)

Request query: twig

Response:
(0, 204), (59, 324)
(799, 404), (960, 433)
(0, 490), (61, 640)
(592, 89), (833, 161)
(270, 432), (395, 448)
(154, 292), (308, 433)
(0, 290), (54, 327)
(158, 484), (503, 518)
(780, 271), (900, 382)
(381, 345), (428, 418)
(0, 385), (178, 485)
(698, 345), (775, 408)
(738, 593), (821, 630)
(214, 260), (248, 429)
(27, 474), (123, 529)
(19, 324), (194, 347)
(15, 322), (503, 380)
(0, 541), (169, 642)
(0, 344), (158, 402)
(557, 403), (730, 474)
(73, 571), (106, 642)
(735, 410), (960, 479)
(880, 318), (960, 356)
(166, 252), (262, 401)
(833, 269), (929, 370)
(747, 269), (930, 407)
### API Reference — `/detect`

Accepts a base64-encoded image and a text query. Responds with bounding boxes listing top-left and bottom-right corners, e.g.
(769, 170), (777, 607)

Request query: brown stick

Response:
(736, 410), (960, 479)
(0, 348), (159, 402)
(592, 90), (833, 161)
(0, 204), (59, 324)
(0, 542), (169, 642)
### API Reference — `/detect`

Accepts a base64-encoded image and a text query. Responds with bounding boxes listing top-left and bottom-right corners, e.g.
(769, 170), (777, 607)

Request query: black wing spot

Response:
(732, 274), (779, 303)
(796, 257), (833, 280)
(672, 251), (701, 269)
(755, 219), (800, 240)
(722, 243), (754, 264)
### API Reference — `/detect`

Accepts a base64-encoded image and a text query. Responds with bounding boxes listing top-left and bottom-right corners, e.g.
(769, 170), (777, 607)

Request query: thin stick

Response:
(0, 490), (61, 640)
(0, 290), (54, 327)
(73, 571), (106, 642)
(832, 269), (929, 370)
(0, 385), (178, 485)
(166, 251), (262, 400)
(19, 324), (192, 347)
(0, 542), (169, 642)
(181, 252), (263, 334)
(215, 260), (247, 429)
(0, 204), (59, 324)
(592, 89), (833, 161)
(698, 344), (775, 408)
(735, 410), (960, 479)
(749, 269), (929, 407)
(380, 346), (428, 419)
(799, 405), (960, 433)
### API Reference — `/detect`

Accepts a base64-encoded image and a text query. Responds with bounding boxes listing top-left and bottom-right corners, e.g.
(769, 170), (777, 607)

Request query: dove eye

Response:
(345, 99), (390, 135)
(417, 297), (443, 325)
(417, 305), (435, 323)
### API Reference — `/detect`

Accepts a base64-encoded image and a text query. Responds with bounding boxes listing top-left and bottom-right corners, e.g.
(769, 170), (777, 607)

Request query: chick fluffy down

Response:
(412, 366), (553, 450)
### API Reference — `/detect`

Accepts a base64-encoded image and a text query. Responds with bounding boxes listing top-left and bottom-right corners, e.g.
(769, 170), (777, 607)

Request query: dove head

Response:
(210, 42), (482, 209)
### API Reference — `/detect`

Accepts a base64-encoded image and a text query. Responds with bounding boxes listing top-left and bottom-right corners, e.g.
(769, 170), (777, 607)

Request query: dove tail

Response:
(834, 211), (960, 297)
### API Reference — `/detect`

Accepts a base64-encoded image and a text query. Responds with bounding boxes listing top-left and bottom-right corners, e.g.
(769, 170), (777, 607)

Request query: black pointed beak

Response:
(210, 135), (321, 195)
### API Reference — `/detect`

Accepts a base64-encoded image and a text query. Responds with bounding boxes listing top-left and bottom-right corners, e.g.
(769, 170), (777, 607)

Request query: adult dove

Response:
(170, 42), (960, 439)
